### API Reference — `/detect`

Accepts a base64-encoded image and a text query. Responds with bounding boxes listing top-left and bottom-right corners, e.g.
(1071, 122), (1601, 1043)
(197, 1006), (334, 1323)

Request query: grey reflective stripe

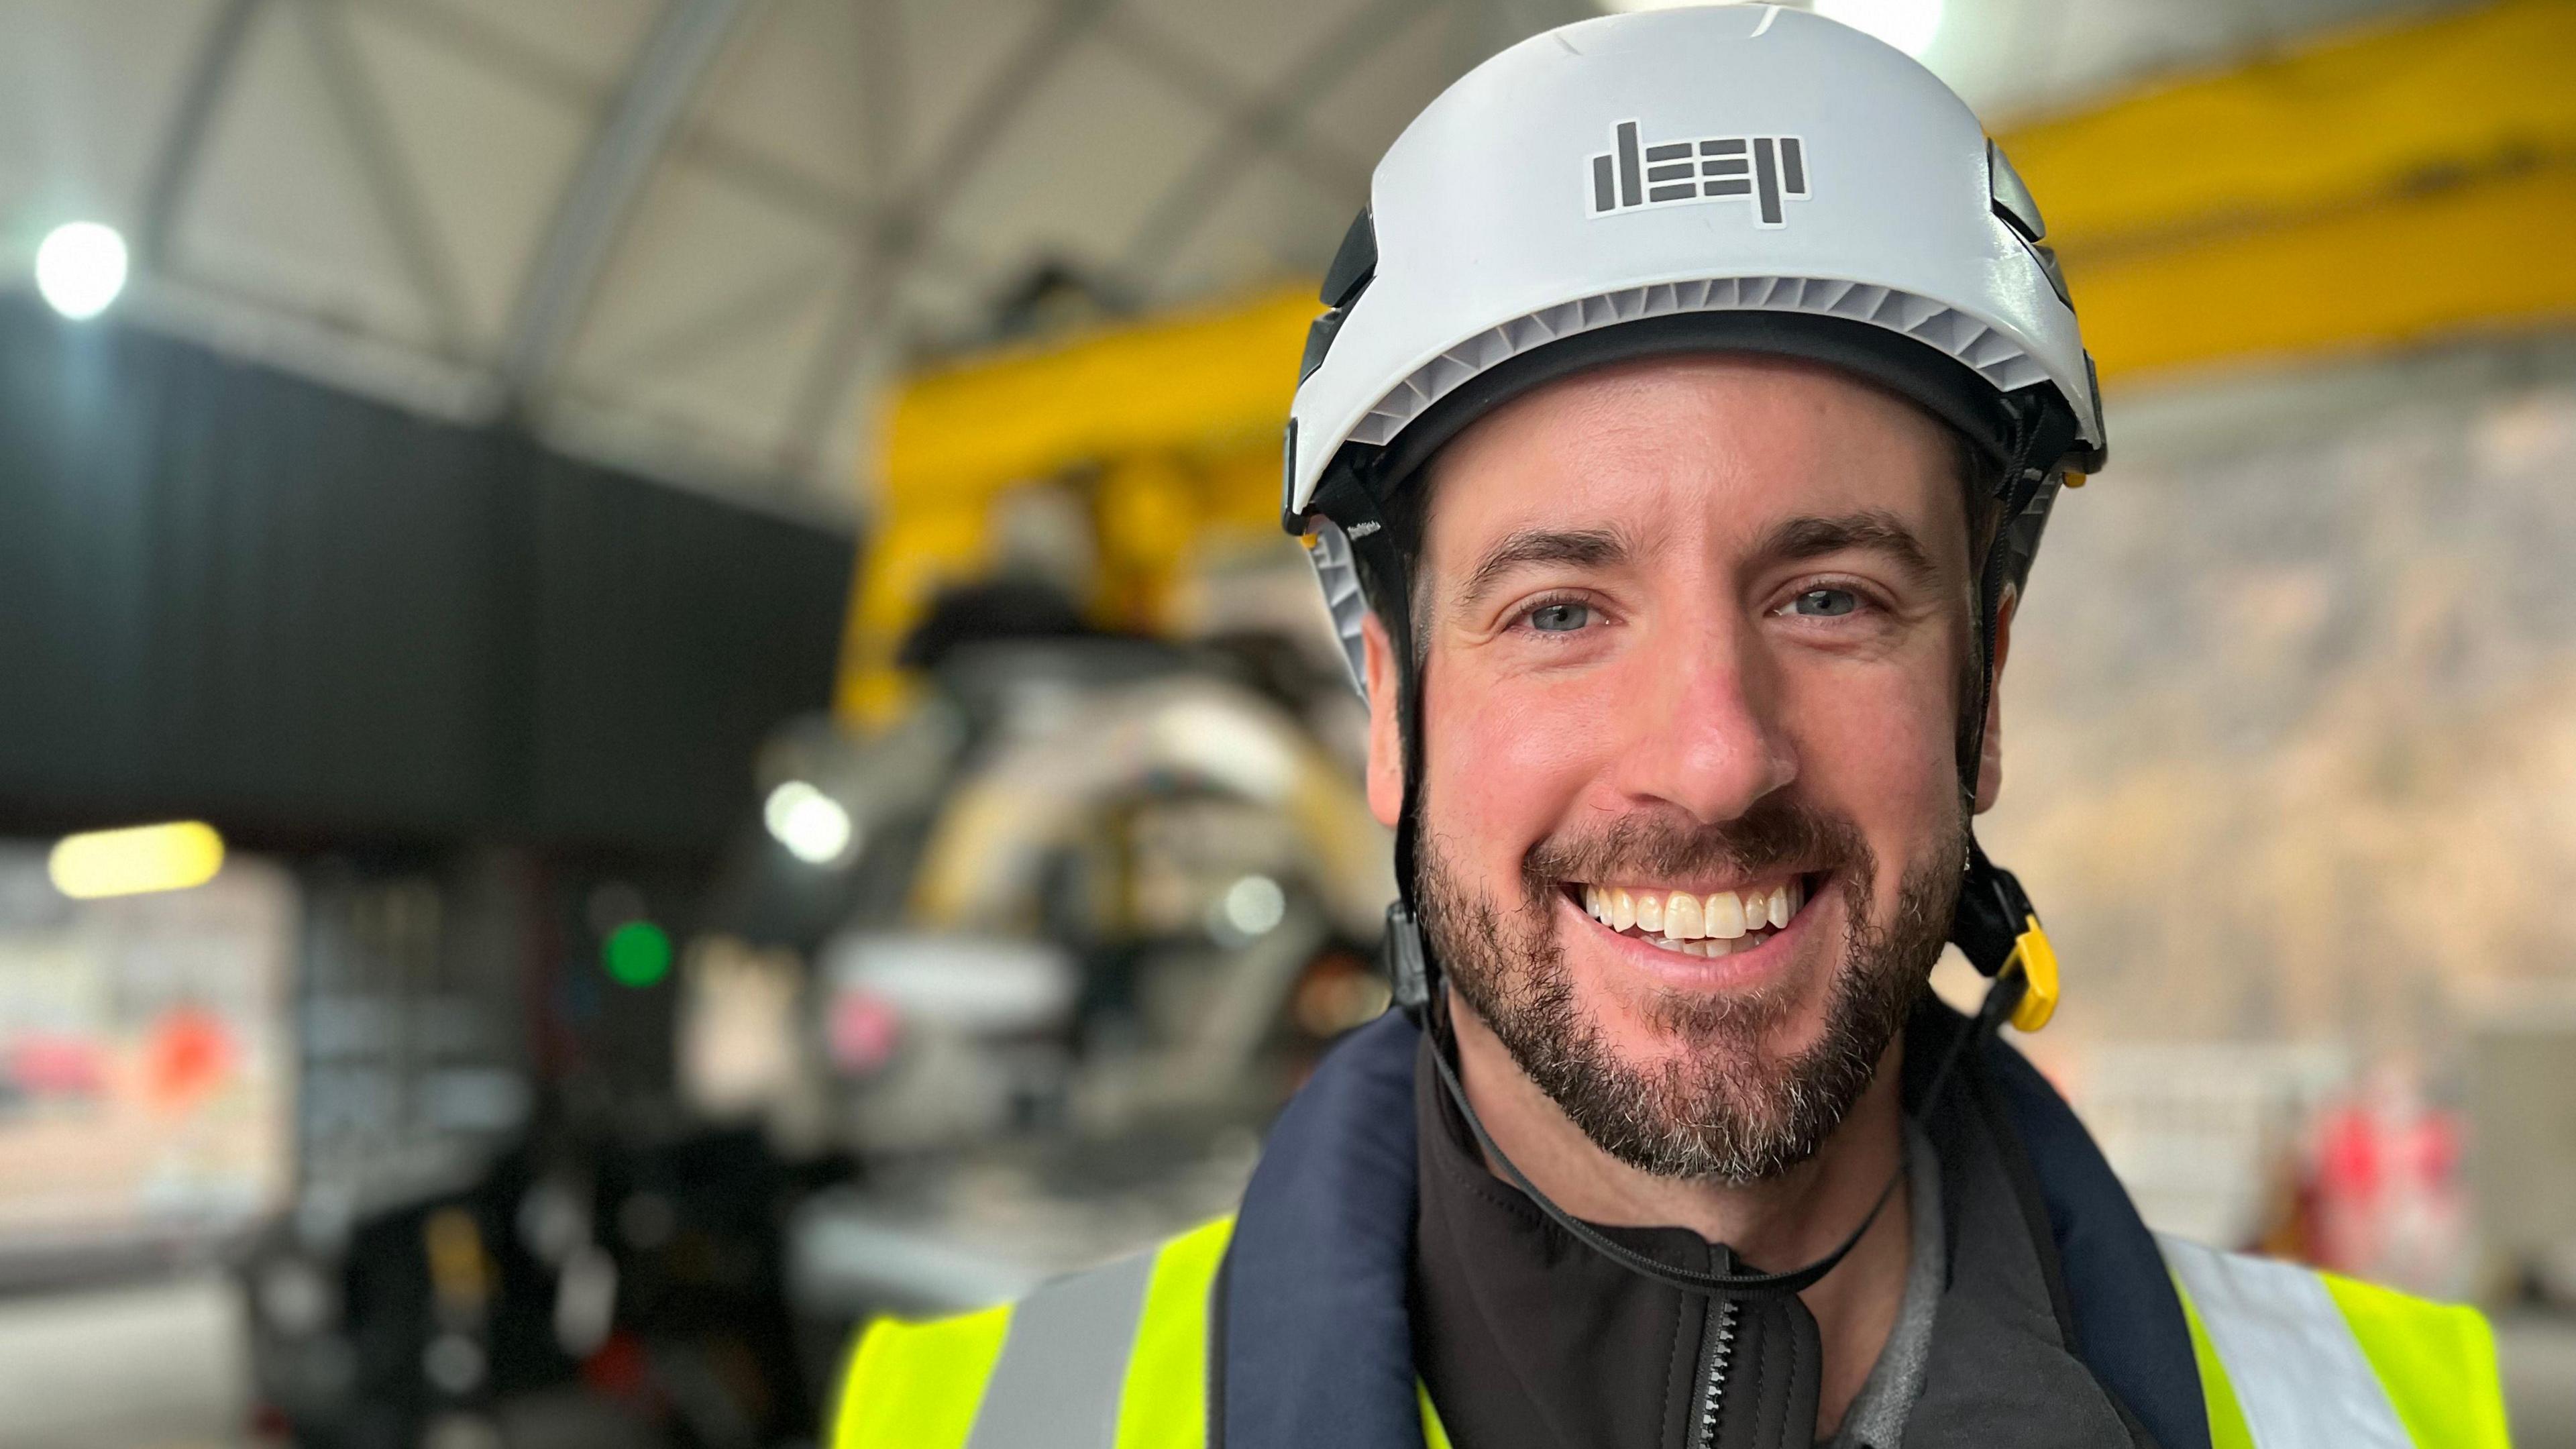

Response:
(2157, 1234), (2408, 1449)
(967, 1246), (1159, 1449)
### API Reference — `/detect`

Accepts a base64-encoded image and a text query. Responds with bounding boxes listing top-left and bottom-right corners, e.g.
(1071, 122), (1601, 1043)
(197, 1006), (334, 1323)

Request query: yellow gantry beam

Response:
(837, 290), (1313, 722)
(838, 0), (2576, 724)
(878, 288), (1318, 503)
(2006, 0), (2576, 378)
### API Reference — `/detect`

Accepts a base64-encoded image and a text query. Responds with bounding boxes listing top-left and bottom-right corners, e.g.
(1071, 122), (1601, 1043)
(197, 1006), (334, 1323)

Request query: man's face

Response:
(1364, 354), (1988, 1183)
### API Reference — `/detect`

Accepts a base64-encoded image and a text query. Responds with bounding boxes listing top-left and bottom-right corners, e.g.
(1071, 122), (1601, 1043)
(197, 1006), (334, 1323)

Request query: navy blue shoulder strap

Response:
(1220, 1012), (1424, 1449)
(1977, 1030), (2208, 1449)
(1216, 1008), (2208, 1449)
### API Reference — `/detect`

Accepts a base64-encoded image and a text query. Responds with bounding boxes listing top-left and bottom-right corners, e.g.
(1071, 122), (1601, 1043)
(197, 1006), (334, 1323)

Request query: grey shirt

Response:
(1410, 1004), (2143, 1449)
(1825, 1120), (1945, 1448)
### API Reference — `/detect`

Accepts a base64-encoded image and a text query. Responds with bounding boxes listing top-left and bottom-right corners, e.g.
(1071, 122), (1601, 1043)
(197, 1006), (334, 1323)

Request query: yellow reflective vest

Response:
(832, 1216), (2508, 1449)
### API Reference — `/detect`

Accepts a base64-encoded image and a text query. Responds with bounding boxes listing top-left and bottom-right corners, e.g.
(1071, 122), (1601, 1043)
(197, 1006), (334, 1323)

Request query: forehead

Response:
(1415, 354), (1962, 574)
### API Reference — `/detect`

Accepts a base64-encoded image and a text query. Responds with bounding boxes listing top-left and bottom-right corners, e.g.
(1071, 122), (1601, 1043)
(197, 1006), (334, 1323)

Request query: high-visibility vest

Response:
(2157, 1234), (2510, 1449)
(832, 1217), (2508, 1449)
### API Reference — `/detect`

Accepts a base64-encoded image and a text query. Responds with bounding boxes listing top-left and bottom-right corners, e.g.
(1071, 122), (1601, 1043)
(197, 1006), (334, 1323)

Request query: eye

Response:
(1785, 587), (1860, 618)
(1526, 600), (1594, 633)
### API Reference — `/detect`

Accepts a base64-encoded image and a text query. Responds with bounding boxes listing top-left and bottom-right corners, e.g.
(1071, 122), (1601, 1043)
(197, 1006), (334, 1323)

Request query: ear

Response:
(1362, 612), (1405, 828)
(1973, 586), (2017, 815)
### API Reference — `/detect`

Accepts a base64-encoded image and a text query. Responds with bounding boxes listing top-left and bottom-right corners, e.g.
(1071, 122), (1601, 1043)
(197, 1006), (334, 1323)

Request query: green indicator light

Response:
(604, 920), (673, 988)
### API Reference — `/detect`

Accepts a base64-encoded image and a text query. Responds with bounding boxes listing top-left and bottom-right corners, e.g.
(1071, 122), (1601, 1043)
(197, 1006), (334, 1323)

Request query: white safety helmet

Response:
(1284, 3), (2104, 689)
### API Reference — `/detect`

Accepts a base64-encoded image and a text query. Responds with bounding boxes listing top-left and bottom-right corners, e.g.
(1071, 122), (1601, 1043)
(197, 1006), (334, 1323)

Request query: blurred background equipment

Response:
(1, 0), (2574, 1444)
(0, 847), (291, 1285)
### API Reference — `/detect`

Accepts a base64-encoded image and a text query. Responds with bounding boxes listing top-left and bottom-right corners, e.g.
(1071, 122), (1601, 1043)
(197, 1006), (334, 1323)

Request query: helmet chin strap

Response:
(1950, 413), (2065, 1028)
(1336, 407), (2058, 1303)
(1397, 900), (2010, 1299)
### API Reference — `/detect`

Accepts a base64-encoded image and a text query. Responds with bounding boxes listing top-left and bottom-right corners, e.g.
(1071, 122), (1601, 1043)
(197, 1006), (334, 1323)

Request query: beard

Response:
(1417, 795), (1957, 1185)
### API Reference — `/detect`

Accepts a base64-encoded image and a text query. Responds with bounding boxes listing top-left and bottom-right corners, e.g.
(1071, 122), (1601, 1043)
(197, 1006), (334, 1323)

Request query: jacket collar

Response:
(1219, 1005), (2208, 1449)
(1220, 1010), (1424, 1448)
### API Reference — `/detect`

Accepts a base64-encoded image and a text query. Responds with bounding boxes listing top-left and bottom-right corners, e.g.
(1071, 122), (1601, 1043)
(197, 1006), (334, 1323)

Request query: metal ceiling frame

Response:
(1116, 0), (1450, 285)
(351, 0), (902, 248)
(138, 0), (266, 274)
(121, 0), (1604, 511)
(774, 0), (1119, 483)
(292, 0), (472, 358)
(343, 0), (595, 99)
(346, 0), (996, 387)
(773, 0), (1442, 488)
(855, 0), (908, 199)
(496, 0), (751, 405)
(590, 0), (922, 388)
(588, 260), (845, 380)
(1091, 9), (1377, 202)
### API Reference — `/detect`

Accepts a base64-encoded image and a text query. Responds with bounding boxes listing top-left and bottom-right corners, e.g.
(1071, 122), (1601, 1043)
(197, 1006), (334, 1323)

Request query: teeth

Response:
(1651, 935), (1682, 951)
(1664, 892), (1703, 939)
(1579, 878), (1809, 941)
(1705, 890), (1745, 939)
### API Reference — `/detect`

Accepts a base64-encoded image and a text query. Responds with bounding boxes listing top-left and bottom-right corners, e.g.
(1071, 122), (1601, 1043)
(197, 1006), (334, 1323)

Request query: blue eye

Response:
(1527, 601), (1593, 633)
(1788, 588), (1859, 618)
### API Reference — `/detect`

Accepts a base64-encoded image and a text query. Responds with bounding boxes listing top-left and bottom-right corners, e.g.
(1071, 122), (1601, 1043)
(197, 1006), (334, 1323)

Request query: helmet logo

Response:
(1589, 121), (1809, 227)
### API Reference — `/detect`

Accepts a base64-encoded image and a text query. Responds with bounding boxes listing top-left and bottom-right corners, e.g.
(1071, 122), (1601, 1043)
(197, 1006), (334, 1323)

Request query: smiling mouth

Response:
(1563, 875), (1815, 958)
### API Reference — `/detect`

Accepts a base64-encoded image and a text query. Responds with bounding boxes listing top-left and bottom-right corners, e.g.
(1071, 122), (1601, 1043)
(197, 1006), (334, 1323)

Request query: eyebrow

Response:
(1758, 510), (1943, 588)
(1445, 509), (1944, 612)
(1454, 527), (1633, 610)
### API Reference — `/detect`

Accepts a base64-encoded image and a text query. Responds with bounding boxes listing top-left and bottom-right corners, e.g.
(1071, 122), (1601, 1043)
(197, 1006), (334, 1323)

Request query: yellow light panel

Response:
(48, 821), (227, 900)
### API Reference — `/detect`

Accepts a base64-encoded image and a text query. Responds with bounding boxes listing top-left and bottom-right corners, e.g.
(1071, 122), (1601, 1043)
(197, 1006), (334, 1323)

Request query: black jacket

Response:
(1210, 1000), (2208, 1449)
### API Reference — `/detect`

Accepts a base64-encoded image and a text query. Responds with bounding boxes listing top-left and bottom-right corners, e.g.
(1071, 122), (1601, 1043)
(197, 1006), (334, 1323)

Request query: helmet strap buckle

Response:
(1384, 902), (1434, 1020)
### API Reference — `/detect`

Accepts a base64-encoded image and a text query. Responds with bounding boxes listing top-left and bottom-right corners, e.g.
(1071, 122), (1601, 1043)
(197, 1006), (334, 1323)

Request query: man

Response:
(837, 9), (2510, 1448)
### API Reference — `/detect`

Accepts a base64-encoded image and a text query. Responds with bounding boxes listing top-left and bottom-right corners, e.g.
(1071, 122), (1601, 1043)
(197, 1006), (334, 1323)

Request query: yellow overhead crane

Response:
(2010, 0), (2576, 379)
(835, 289), (1315, 724)
(837, 0), (2576, 727)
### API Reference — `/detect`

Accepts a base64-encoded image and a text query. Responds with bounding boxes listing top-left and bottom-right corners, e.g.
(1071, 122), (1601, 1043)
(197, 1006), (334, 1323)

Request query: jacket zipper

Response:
(1689, 1297), (1741, 1449)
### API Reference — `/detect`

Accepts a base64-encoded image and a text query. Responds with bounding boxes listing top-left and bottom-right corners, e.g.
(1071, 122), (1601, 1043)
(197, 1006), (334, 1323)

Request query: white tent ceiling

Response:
(0, 0), (2457, 526)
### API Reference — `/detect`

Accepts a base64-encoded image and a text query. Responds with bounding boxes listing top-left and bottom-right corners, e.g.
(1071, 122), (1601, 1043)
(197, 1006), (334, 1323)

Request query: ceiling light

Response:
(34, 221), (129, 320)
(765, 781), (854, 865)
(50, 821), (225, 899)
(1814, 0), (1943, 58)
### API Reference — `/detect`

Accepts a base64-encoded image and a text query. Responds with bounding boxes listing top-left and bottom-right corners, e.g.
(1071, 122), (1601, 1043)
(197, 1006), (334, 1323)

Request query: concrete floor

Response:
(0, 1272), (251, 1449)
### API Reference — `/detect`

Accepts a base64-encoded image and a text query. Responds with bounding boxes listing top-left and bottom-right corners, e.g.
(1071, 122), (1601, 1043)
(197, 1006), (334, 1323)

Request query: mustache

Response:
(1519, 795), (1868, 898)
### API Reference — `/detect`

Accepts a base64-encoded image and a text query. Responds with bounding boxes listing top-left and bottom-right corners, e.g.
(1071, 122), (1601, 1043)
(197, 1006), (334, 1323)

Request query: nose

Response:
(1607, 617), (1796, 825)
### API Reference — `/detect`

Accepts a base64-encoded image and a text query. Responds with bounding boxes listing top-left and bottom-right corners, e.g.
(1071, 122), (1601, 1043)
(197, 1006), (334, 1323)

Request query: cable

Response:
(1343, 404), (2047, 1301)
(1417, 942), (2020, 1300)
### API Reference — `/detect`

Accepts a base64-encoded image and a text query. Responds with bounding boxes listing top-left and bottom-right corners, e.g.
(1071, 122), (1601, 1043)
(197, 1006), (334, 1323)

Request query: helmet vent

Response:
(1348, 276), (2048, 447)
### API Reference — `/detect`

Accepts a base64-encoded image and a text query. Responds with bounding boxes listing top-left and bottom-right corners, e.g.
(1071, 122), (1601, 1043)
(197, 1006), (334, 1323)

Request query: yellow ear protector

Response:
(2004, 914), (2059, 1033)
(1952, 837), (2060, 1033)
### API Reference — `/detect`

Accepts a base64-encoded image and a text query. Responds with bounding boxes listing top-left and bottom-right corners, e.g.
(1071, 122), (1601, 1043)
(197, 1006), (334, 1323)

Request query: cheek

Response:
(1422, 663), (1614, 862)
(1782, 657), (1960, 874)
